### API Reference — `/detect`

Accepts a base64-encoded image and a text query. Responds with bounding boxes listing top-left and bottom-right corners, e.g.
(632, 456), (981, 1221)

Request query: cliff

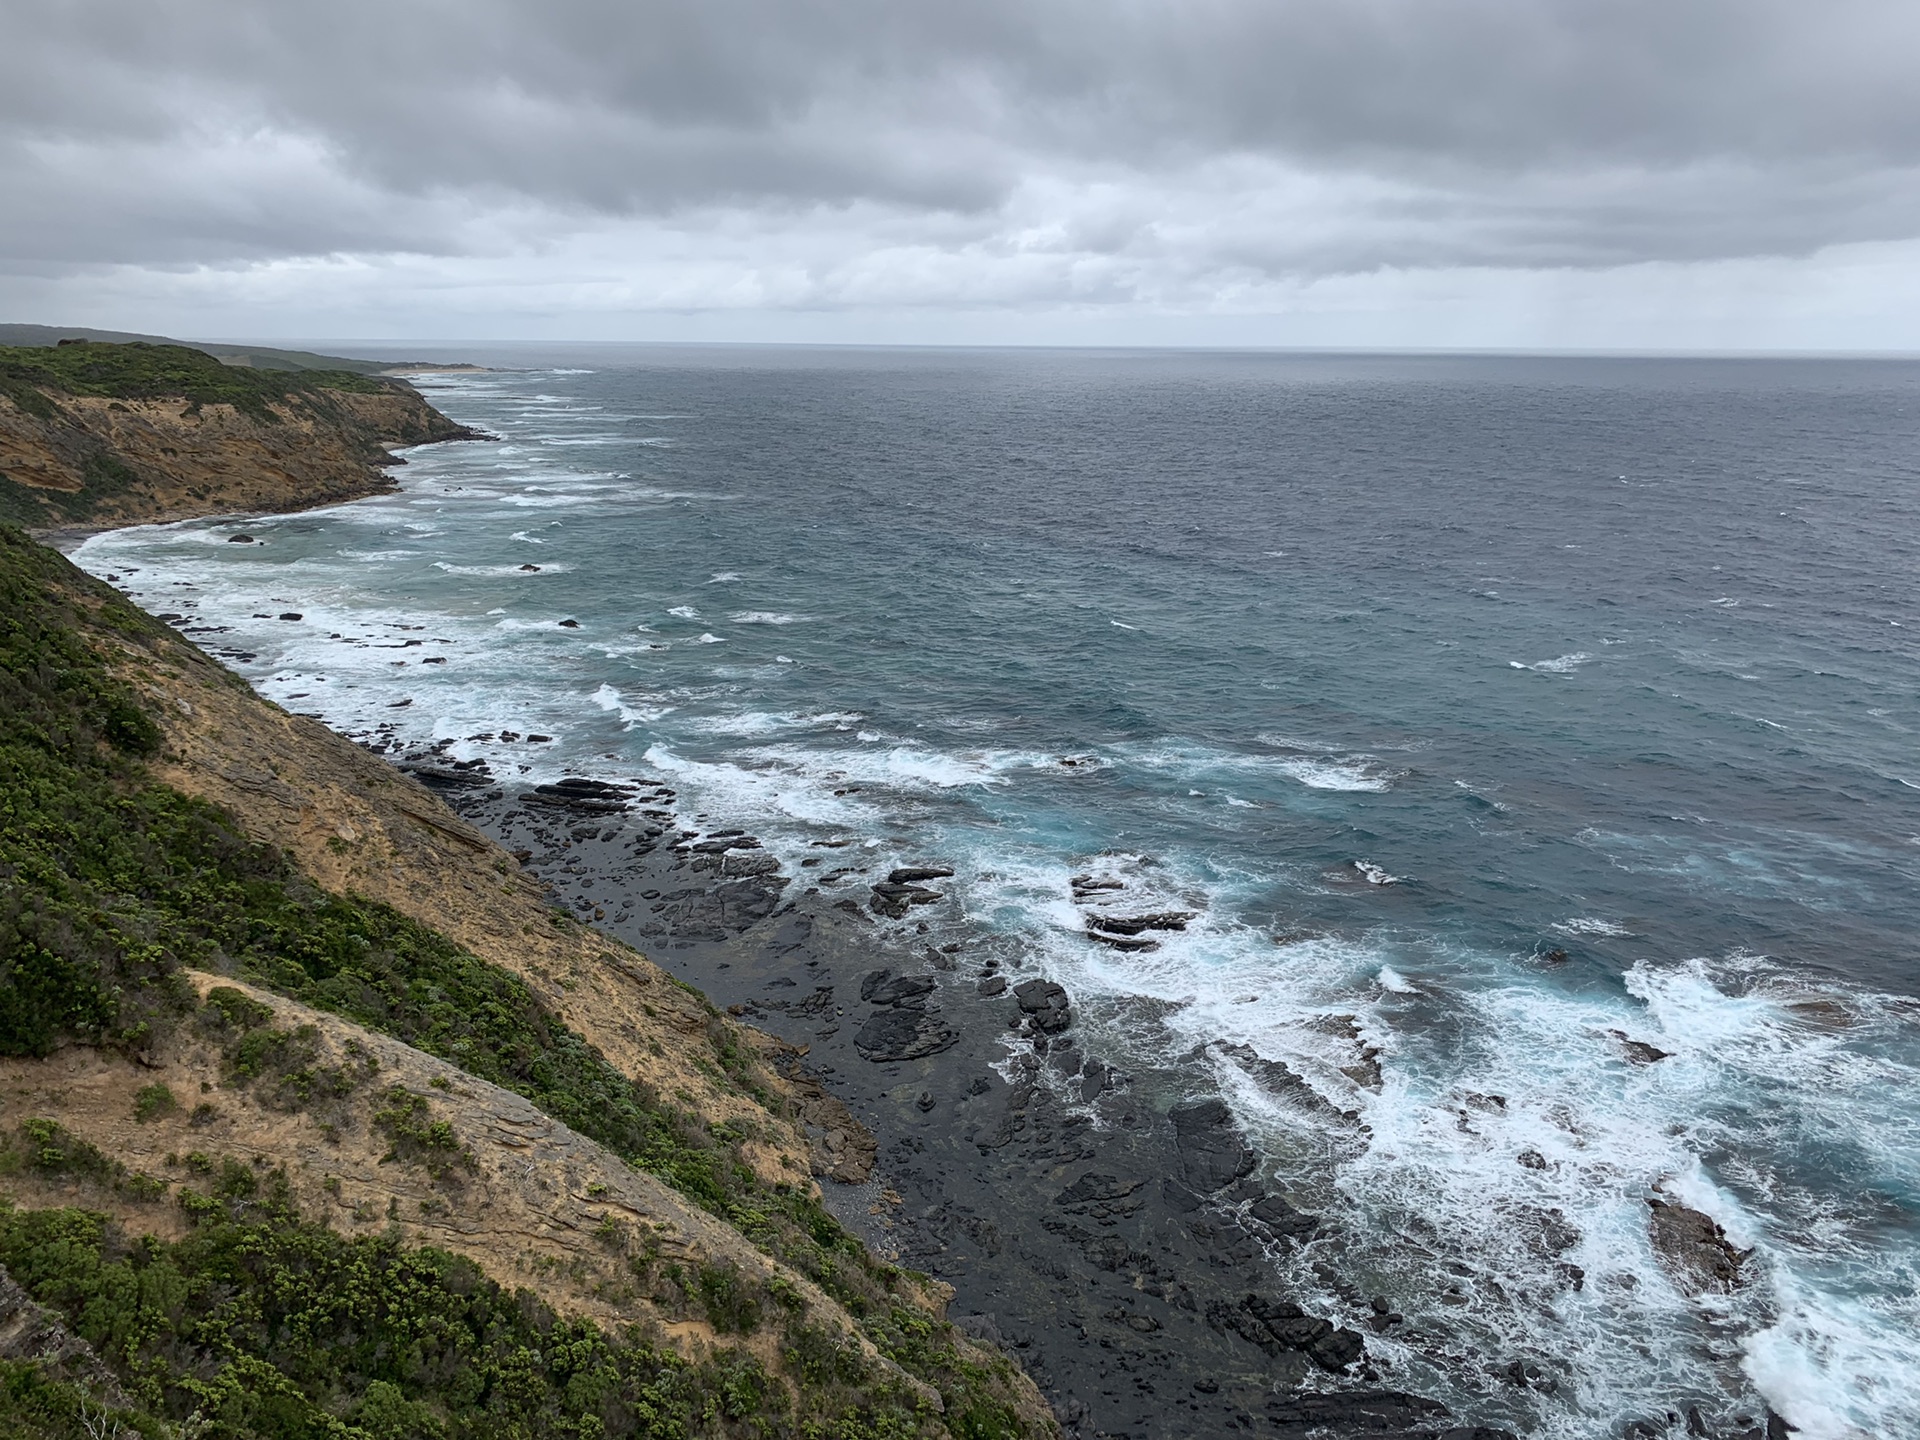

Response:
(0, 340), (481, 531)
(0, 525), (1053, 1440)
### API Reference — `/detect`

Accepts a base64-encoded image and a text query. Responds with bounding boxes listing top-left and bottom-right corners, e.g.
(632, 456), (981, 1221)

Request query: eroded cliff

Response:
(0, 340), (479, 530)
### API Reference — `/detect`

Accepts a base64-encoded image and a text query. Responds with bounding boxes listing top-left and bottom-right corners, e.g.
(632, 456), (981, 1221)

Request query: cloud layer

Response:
(5, 1), (1919, 342)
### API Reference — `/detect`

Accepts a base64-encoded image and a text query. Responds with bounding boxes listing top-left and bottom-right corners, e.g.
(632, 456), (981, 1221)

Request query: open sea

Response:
(74, 345), (1920, 1438)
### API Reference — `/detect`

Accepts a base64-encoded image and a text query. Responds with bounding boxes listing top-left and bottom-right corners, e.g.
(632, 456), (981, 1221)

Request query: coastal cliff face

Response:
(0, 341), (478, 530)
(0, 527), (1053, 1440)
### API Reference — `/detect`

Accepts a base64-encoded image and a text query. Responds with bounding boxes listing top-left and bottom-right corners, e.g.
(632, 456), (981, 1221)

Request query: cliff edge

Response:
(0, 339), (481, 531)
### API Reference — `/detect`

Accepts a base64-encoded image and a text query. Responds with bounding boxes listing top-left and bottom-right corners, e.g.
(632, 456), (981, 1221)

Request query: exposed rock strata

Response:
(1, 376), (480, 529)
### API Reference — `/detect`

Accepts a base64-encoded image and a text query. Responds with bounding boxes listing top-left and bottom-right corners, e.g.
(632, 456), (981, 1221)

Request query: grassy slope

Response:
(0, 342), (385, 424)
(0, 526), (1045, 1440)
(0, 326), (437, 375)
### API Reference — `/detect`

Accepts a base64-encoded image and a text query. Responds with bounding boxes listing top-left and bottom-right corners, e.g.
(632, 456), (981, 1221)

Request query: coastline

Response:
(41, 379), (1808, 1440)
(50, 488), (1505, 1440)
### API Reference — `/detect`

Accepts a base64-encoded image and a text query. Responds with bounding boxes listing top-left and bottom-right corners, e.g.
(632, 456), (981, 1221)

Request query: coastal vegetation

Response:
(0, 341), (385, 425)
(0, 341), (472, 529)
(0, 524), (1046, 1440)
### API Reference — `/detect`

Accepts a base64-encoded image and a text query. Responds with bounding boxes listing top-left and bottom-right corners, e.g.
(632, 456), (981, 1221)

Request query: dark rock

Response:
(977, 975), (1009, 997)
(558, 619), (580, 629)
(1209, 1293), (1367, 1373)
(1161, 1176), (1207, 1213)
(1260, 1389), (1454, 1436)
(870, 881), (942, 917)
(1248, 1192), (1322, 1241)
(1169, 1097), (1255, 1191)
(1055, 1173), (1145, 1206)
(227, 534), (254, 543)
(860, 969), (937, 1006)
(1649, 1199), (1749, 1294)
(1086, 929), (1159, 952)
(1216, 1040), (1353, 1120)
(407, 762), (492, 790)
(1078, 1059), (1111, 1103)
(1611, 1029), (1673, 1063)
(888, 865), (955, 884)
(1013, 979), (1072, 1032)
(854, 1007), (959, 1062)
(1086, 910), (1196, 935)
(916, 1091), (936, 1113)
(278, 612), (302, 621)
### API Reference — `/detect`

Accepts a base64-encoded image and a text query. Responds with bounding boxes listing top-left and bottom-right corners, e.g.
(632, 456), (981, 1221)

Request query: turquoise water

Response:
(77, 346), (1920, 1437)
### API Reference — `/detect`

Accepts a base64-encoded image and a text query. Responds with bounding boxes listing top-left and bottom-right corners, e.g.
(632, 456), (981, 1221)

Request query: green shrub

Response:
(372, 1087), (476, 1182)
(0, 342), (384, 422)
(0, 1204), (760, 1440)
(131, 1083), (178, 1122)
(695, 1264), (764, 1335)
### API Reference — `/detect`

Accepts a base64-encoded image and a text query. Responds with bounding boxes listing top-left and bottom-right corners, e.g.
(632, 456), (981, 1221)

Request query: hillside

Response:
(0, 325), (465, 376)
(0, 340), (480, 530)
(0, 526), (1052, 1440)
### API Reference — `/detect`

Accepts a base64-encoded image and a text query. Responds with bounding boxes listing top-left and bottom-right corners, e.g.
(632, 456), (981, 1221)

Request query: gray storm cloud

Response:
(3, 0), (1917, 321)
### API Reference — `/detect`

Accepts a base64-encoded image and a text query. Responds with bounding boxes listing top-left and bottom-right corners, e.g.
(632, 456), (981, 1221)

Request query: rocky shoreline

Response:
(376, 744), (1782, 1440)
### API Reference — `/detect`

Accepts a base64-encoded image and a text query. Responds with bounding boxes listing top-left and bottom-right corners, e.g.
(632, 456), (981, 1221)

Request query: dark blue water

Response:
(79, 347), (1920, 1438)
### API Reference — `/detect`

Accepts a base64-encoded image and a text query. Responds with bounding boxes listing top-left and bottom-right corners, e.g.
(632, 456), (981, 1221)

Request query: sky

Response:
(4, 0), (1920, 350)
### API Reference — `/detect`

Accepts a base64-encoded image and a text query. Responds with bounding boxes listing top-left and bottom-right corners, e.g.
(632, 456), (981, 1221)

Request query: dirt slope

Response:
(76, 581), (866, 1188)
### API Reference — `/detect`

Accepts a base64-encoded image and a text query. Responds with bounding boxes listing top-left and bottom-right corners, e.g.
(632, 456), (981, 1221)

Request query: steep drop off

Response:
(0, 341), (479, 530)
(0, 526), (1052, 1440)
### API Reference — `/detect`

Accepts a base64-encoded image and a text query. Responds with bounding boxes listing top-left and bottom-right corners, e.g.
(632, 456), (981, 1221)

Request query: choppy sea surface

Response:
(76, 346), (1920, 1438)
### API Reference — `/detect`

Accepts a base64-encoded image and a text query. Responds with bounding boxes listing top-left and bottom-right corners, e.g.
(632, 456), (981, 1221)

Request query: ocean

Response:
(74, 345), (1920, 1438)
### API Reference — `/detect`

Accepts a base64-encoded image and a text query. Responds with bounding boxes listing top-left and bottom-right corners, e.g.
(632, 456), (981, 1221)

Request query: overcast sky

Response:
(4, 0), (1919, 349)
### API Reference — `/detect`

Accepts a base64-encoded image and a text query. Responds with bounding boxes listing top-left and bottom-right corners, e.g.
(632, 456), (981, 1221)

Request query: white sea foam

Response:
(696, 632), (725, 644)
(1123, 739), (1400, 793)
(1276, 756), (1396, 791)
(730, 611), (803, 625)
(1552, 917), (1634, 937)
(1512, 652), (1592, 673)
(590, 683), (671, 727)
(668, 605), (701, 620)
(433, 561), (573, 577)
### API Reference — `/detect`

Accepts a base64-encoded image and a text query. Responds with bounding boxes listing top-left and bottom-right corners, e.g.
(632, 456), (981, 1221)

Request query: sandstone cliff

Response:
(0, 340), (480, 531)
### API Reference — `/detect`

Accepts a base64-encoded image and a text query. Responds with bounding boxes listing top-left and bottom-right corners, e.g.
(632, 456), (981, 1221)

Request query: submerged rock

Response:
(1169, 1097), (1255, 1191)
